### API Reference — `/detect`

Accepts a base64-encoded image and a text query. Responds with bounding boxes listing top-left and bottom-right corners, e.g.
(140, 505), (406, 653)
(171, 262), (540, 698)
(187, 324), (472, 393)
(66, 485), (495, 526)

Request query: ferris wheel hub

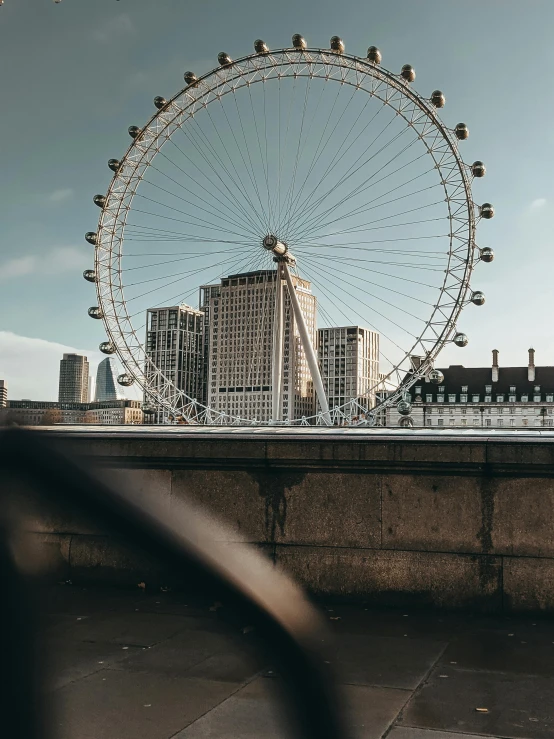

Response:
(263, 234), (296, 265)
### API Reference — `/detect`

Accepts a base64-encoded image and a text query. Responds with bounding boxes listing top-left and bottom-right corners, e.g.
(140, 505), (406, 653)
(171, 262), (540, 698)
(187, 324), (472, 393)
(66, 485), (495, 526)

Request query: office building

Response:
(95, 357), (124, 402)
(58, 353), (89, 403)
(0, 380), (7, 408)
(317, 326), (380, 412)
(387, 349), (554, 428)
(145, 305), (204, 410)
(0, 399), (143, 426)
(201, 269), (317, 422)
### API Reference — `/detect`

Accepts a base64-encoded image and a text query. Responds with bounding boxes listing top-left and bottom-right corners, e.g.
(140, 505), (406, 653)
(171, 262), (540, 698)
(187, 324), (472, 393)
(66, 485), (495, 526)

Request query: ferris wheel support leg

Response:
(283, 263), (331, 426)
(271, 266), (285, 423)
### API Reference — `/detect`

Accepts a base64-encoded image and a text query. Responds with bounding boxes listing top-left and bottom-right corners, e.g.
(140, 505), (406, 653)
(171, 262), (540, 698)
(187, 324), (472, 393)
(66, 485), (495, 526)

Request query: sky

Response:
(1, 0), (553, 400)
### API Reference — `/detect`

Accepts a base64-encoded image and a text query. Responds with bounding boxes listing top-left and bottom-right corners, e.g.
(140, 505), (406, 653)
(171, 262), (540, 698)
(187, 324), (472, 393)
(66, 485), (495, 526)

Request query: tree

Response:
(40, 409), (63, 425)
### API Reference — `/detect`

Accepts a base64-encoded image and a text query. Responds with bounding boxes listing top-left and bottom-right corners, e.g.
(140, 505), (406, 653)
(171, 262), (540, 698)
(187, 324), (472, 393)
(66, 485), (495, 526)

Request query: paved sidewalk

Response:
(42, 586), (554, 739)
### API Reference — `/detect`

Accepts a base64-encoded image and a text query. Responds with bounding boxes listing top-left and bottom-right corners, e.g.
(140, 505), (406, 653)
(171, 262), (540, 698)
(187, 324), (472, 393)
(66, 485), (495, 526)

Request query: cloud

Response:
(49, 188), (74, 203)
(0, 331), (142, 402)
(0, 247), (87, 282)
(0, 332), (101, 401)
(530, 198), (547, 209)
(1, 256), (36, 280)
(92, 13), (136, 44)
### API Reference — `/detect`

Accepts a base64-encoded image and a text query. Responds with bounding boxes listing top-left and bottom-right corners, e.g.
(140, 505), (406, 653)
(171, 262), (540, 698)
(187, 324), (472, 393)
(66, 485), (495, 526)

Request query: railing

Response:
(0, 427), (349, 739)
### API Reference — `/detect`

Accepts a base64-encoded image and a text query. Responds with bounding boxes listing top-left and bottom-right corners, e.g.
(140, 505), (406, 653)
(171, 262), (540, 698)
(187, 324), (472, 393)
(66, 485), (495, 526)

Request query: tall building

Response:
(95, 357), (124, 402)
(387, 349), (554, 428)
(0, 380), (7, 408)
(58, 354), (89, 403)
(317, 326), (380, 411)
(145, 304), (204, 409)
(201, 269), (316, 422)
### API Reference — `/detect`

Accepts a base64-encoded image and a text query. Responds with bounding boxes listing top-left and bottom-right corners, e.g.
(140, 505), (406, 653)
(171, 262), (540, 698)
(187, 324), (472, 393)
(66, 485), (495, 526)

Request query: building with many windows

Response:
(0, 399), (143, 426)
(95, 357), (125, 402)
(200, 269), (316, 422)
(0, 380), (7, 408)
(387, 349), (554, 428)
(317, 326), (380, 412)
(145, 305), (204, 412)
(58, 354), (89, 403)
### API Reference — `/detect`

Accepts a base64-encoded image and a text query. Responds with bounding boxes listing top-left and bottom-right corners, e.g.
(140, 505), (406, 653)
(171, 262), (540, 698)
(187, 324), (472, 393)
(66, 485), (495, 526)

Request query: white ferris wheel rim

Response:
(91, 43), (484, 426)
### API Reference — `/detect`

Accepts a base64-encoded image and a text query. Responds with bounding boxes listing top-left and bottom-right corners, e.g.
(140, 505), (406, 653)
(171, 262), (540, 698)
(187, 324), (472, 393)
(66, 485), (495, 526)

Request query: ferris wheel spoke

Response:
(299, 254), (428, 329)
(290, 108), (408, 237)
(166, 129), (263, 237)
(197, 102), (269, 234)
(293, 133), (424, 242)
(141, 169), (259, 239)
(306, 212), (447, 241)
(273, 73), (300, 233)
(277, 75), (326, 239)
(124, 222), (254, 245)
(247, 83), (274, 229)
(122, 249), (240, 273)
(299, 251), (445, 272)
(283, 86), (379, 234)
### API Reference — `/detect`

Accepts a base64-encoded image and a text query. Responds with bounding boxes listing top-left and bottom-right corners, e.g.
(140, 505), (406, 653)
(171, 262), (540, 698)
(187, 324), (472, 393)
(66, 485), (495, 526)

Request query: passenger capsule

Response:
(128, 125), (140, 139)
(154, 96), (167, 109)
(431, 90), (445, 108)
(85, 231), (97, 245)
(480, 247), (494, 263)
(397, 400), (412, 416)
(454, 333), (469, 347)
(88, 306), (103, 320)
(428, 369), (444, 385)
(455, 123), (469, 140)
(218, 52), (232, 66)
(254, 39), (269, 53)
(184, 71), (197, 85)
(401, 64), (415, 82)
(471, 291), (485, 306)
(117, 373), (134, 387)
(399, 416), (414, 428)
(471, 160), (486, 178)
(367, 46), (382, 64)
(93, 194), (106, 208)
(292, 34), (307, 49)
(108, 159), (120, 172)
(83, 269), (97, 283)
(330, 36), (345, 53)
(99, 341), (116, 355)
(480, 202), (495, 219)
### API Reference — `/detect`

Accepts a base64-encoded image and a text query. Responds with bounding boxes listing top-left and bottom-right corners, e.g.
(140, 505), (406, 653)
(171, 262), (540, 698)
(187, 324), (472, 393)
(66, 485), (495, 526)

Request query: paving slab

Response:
(330, 633), (446, 689)
(50, 611), (191, 646)
(388, 729), (487, 739)
(439, 630), (554, 677)
(401, 666), (554, 739)
(175, 676), (409, 739)
(55, 668), (241, 739)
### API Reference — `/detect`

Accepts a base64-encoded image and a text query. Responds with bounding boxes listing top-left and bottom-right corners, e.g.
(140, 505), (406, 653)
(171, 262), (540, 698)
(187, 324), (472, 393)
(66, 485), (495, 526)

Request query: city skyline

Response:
(3, 2), (554, 402)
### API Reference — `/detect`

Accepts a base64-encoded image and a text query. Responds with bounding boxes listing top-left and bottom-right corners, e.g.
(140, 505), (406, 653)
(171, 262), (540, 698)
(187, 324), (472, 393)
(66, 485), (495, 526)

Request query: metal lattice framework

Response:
(86, 39), (492, 426)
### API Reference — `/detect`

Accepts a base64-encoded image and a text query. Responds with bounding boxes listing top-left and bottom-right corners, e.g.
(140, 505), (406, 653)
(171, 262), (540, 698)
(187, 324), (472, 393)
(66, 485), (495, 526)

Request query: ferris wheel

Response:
(84, 34), (494, 426)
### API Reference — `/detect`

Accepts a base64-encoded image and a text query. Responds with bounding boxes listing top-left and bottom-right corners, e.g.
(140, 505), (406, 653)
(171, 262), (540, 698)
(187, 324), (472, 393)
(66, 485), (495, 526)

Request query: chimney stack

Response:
(492, 349), (499, 382)
(528, 348), (536, 382)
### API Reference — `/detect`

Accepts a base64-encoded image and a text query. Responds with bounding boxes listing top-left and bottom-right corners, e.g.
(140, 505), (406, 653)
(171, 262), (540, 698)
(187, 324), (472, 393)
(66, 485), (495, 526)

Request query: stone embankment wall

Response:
(23, 429), (554, 612)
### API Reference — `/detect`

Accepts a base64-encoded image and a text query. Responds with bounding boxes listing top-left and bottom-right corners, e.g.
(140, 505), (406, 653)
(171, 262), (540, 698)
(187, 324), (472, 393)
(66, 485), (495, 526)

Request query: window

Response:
(534, 395), (541, 402)
(522, 418), (529, 426)
(448, 394), (456, 403)
(472, 395), (480, 403)
(497, 418), (503, 426)
(426, 418), (432, 426)
(535, 386), (541, 393)
(449, 418), (455, 426)
(509, 395), (516, 403)
(461, 418), (467, 426)
(461, 386), (468, 393)
(510, 418), (515, 426)
(438, 386), (445, 393)
(510, 386), (516, 393)
(485, 385), (492, 393)
(461, 409), (467, 415)
(485, 396), (491, 403)
(415, 386), (421, 394)
(438, 418), (444, 426)
(485, 418), (491, 426)
(460, 394), (468, 403)
(521, 395), (528, 402)
(437, 395), (444, 403)
(547, 395), (554, 402)
(496, 395), (504, 403)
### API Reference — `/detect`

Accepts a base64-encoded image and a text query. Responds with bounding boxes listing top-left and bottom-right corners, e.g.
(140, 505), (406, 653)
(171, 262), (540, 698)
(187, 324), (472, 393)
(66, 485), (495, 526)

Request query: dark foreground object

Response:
(46, 585), (554, 739)
(0, 428), (347, 739)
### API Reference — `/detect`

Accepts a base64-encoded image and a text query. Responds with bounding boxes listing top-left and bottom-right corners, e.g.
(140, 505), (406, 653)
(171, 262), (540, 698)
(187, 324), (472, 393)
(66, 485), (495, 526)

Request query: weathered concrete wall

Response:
(20, 428), (554, 612)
